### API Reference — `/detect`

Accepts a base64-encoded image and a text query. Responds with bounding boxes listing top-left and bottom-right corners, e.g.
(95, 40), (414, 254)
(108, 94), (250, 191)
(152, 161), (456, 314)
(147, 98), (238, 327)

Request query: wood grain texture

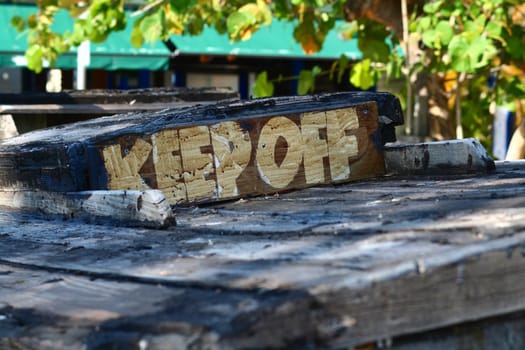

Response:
(0, 161), (525, 348)
(0, 190), (174, 228)
(0, 93), (402, 206)
(96, 102), (384, 204)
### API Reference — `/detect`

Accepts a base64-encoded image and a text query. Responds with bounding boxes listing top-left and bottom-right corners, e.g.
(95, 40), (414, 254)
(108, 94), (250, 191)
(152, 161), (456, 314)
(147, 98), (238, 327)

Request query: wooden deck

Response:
(1, 159), (525, 349)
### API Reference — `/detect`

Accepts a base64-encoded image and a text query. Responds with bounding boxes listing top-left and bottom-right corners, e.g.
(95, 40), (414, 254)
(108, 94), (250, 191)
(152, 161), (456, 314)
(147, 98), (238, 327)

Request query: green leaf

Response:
(187, 16), (204, 35)
(311, 65), (322, 76)
(293, 15), (322, 54)
(296, 65), (322, 95)
(256, 0), (272, 26)
(337, 54), (349, 83)
(435, 20), (453, 46)
(10, 16), (26, 32)
(329, 60), (338, 81)
(469, 2), (481, 18)
(26, 44), (44, 73)
(27, 14), (37, 29)
(386, 53), (403, 80)
(298, 70), (314, 95)
(140, 11), (165, 43)
(169, 0), (196, 13)
(423, 0), (444, 14)
(422, 29), (438, 48)
(506, 35), (525, 60)
(448, 35), (472, 72)
(448, 35), (496, 73)
(350, 59), (376, 90)
(486, 21), (503, 41)
(463, 20), (483, 38)
(252, 71), (274, 97)
(227, 11), (255, 41)
(130, 24), (144, 48)
(470, 36), (497, 68)
(416, 16), (431, 32)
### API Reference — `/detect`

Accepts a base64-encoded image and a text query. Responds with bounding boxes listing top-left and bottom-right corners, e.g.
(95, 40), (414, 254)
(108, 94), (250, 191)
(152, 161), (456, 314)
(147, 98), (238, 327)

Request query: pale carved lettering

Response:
(102, 137), (152, 190)
(301, 111), (329, 184)
(178, 126), (217, 201)
(326, 108), (359, 181)
(100, 106), (372, 204)
(256, 117), (303, 189)
(152, 129), (187, 204)
(210, 121), (251, 198)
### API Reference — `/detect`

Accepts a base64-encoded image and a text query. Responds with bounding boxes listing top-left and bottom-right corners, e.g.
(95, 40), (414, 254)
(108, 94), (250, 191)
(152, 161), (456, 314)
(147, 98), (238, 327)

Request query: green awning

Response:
(0, 3), (171, 70)
(0, 3), (361, 71)
(173, 21), (361, 61)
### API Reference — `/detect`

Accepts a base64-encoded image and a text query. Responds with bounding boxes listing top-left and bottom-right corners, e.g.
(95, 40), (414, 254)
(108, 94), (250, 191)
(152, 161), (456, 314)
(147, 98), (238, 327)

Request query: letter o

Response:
(256, 117), (303, 189)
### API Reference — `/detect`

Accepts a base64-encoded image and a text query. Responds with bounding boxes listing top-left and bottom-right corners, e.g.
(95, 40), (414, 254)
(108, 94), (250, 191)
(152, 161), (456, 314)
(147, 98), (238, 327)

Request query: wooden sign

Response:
(0, 92), (403, 205)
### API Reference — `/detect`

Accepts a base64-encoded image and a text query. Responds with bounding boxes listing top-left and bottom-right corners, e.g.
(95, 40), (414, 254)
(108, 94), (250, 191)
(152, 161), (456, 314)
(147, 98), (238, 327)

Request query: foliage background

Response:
(11, 0), (525, 150)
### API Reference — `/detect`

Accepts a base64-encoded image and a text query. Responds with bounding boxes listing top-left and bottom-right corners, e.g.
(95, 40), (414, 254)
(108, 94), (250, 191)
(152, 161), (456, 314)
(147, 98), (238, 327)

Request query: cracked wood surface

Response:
(1, 161), (525, 349)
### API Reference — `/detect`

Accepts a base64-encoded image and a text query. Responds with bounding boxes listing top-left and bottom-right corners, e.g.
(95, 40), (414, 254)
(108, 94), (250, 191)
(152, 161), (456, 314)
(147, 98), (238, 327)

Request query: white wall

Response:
(186, 73), (239, 92)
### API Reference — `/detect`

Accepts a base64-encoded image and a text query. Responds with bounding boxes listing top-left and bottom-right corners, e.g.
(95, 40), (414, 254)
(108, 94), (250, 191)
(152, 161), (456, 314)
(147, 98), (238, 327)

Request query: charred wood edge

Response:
(0, 87), (240, 105)
(0, 101), (217, 115)
(80, 91), (402, 146)
(0, 92), (402, 147)
(198, 91), (403, 144)
(0, 92), (403, 146)
(383, 138), (496, 176)
(0, 189), (175, 229)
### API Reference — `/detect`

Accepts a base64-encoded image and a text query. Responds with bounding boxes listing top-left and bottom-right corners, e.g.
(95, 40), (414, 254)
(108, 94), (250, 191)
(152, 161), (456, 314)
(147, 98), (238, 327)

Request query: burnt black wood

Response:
(1, 161), (525, 349)
(0, 92), (403, 193)
(0, 87), (239, 105)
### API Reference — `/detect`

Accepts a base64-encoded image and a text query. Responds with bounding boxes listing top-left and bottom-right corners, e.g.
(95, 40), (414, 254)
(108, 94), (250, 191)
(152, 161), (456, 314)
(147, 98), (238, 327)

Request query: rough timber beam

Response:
(0, 92), (403, 206)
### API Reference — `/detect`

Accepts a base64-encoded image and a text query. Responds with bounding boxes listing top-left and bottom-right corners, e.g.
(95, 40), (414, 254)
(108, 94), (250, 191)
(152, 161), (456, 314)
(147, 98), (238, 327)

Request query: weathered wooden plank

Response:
(1, 218), (525, 348)
(390, 310), (525, 350)
(315, 239), (525, 348)
(0, 190), (174, 228)
(0, 161), (525, 348)
(384, 138), (496, 175)
(0, 92), (403, 205)
(3, 252), (525, 350)
(0, 264), (322, 350)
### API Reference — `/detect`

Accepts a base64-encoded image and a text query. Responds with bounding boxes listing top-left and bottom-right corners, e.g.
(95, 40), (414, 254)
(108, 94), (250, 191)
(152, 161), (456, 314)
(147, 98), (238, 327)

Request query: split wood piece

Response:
(384, 138), (496, 176)
(0, 92), (403, 206)
(0, 190), (175, 228)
